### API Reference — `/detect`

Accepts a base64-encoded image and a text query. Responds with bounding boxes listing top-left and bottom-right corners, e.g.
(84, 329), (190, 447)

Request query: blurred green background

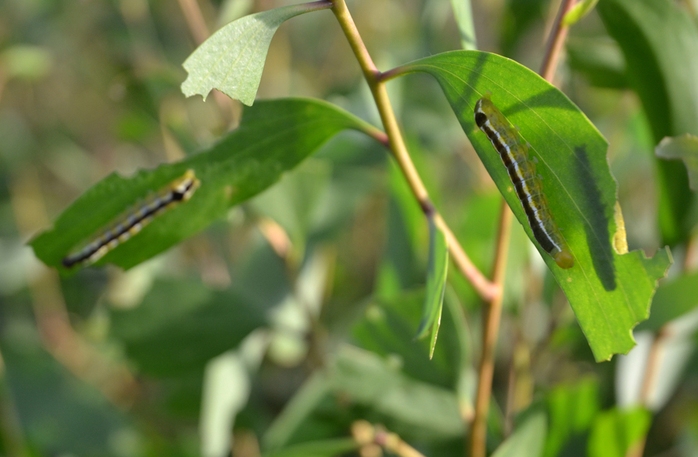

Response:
(1, 0), (697, 456)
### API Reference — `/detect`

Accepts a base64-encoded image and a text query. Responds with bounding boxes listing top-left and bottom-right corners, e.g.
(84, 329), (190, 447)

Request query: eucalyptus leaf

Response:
(31, 98), (378, 272)
(182, 1), (332, 105)
(393, 50), (671, 361)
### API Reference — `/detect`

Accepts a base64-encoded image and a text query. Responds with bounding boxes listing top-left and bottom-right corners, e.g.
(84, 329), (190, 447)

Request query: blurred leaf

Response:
(656, 134), (698, 192)
(567, 37), (627, 89)
(110, 279), (266, 376)
(637, 271), (698, 332)
(396, 50), (671, 361)
(31, 98), (378, 273)
(1, 326), (126, 456)
(352, 290), (465, 389)
(181, 1), (332, 105)
(500, 0), (550, 56)
(263, 372), (333, 450)
(329, 346), (463, 439)
(544, 378), (599, 457)
(449, 0), (477, 50)
(264, 438), (357, 457)
(588, 407), (651, 457)
(218, 0), (254, 26)
(381, 160), (425, 292)
(562, 0), (600, 26)
(598, 0), (698, 246)
(114, 111), (158, 142)
(416, 217), (448, 360)
(262, 371), (331, 450)
(0, 45), (52, 81)
(492, 409), (547, 457)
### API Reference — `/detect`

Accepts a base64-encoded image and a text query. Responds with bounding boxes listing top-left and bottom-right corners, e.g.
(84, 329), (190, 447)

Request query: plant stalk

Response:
(330, 0), (498, 302)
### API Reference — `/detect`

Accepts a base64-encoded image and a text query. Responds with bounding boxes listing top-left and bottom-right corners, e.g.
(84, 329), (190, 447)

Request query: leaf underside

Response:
(397, 50), (671, 361)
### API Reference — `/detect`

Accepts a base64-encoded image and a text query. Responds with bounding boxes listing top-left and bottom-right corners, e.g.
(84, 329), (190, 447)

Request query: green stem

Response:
(330, 0), (498, 302)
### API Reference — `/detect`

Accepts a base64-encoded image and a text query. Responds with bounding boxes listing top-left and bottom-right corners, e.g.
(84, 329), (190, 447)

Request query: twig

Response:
(470, 204), (512, 457)
(330, 0), (498, 302)
(540, 0), (578, 81)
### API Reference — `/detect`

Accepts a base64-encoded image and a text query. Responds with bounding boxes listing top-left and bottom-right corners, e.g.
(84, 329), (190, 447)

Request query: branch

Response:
(330, 0), (498, 302)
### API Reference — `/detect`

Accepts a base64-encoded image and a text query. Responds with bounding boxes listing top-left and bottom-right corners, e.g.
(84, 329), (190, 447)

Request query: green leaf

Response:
(393, 50), (671, 361)
(109, 279), (266, 376)
(598, 0), (698, 246)
(588, 407), (651, 457)
(492, 409), (547, 457)
(562, 0), (599, 26)
(416, 217), (448, 359)
(449, 0), (477, 50)
(656, 134), (698, 192)
(637, 271), (698, 332)
(31, 98), (377, 272)
(544, 378), (599, 457)
(263, 439), (358, 457)
(567, 37), (627, 89)
(181, 1), (332, 105)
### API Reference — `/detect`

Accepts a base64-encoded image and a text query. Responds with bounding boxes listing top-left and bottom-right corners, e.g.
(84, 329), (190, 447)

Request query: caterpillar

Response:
(474, 96), (574, 269)
(62, 169), (200, 268)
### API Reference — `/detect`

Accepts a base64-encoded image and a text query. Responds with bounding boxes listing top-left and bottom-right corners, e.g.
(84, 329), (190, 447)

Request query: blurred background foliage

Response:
(1, 0), (698, 456)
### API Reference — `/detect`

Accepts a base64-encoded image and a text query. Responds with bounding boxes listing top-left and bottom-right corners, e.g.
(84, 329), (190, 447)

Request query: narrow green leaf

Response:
(394, 51), (671, 361)
(588, 407), (651, 457)
(31, 98), (377, 272)
(598, 0), (698, 246)
(449, 0), (477, 51)
(492, 410), (547, 457)
(562, 0), (600, 26)
(656, 134), (698, 192)
(181, 1), (332, 105)
(416, 217), (448, 360)
(637, 271), (698, 332)
(263, 439), (358, 457)
(544, 378), (599, 457)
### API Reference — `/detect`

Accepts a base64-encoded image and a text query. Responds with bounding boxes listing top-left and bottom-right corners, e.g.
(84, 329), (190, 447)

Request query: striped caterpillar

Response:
(474, 96), (574, 269)
(62, 170), (200, 268)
